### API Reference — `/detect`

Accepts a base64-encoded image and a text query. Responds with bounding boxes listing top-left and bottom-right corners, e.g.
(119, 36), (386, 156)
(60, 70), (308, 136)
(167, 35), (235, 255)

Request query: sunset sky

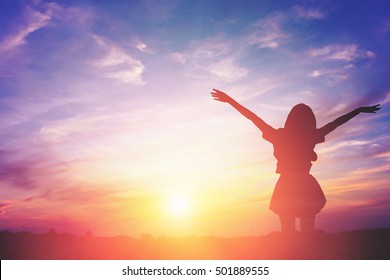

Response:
(0, 0), (389, 237)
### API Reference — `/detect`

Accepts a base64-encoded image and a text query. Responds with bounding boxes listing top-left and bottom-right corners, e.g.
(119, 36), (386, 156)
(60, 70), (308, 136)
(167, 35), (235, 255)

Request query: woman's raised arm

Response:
(319, 104), (381, 136)
(211, 89), (273, 133)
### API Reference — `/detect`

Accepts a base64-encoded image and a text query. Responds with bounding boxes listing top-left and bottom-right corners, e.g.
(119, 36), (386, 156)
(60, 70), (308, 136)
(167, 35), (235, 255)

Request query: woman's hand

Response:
(210, 89), (234, 103)
(359, 104), (381, 113)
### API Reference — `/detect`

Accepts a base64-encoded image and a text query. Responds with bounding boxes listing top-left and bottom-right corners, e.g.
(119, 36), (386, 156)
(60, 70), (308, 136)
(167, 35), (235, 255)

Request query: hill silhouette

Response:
(1, 228), (389, 260)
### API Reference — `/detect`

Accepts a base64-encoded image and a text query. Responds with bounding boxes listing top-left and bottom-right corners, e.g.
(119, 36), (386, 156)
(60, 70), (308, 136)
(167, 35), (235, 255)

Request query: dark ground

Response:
(0, 228), (389, 260)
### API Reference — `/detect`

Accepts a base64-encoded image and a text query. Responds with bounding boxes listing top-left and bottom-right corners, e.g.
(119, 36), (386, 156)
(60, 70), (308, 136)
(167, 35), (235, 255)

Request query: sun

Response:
(165, 193), (192, 218)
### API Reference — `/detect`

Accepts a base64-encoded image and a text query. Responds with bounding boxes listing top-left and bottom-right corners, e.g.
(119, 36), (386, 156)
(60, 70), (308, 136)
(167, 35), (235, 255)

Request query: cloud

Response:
(43, 2), (93, 24)
(39, 114), (110, 143)
(0, 5), (51, 52)
(38, 110), (150, 144)
(306, 44), (376, 83)
(0, 151), (38, 190)
(378, 20), (390, 36)
(0, 202), (11, 215)
(353, 89), (390, 108)
(171, 38), (248, 82)
(247, 12), (289, 49)
(293, 6), (327, 20)
(307, 44), (375, 62)
(0, 1), (92, 53)
(208, 57), (248, 82)
(134, 41), (154, 54)
(92, 35), (146, 85)
(246, 6), (326, 49)
(170, 5), (329, 82)
(23, 186), (114, 206)
(0, 148), (68, 191)
(308, 68), (350, 82)
(171, 52), (187, 64)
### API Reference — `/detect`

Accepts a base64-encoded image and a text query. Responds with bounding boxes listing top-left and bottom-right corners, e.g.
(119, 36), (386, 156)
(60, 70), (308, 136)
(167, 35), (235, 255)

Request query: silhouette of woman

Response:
(211, 88), (380, 234)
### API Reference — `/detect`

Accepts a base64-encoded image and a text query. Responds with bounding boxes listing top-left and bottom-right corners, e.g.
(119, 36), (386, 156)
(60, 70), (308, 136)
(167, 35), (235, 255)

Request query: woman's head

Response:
(284, 103), (316, 133)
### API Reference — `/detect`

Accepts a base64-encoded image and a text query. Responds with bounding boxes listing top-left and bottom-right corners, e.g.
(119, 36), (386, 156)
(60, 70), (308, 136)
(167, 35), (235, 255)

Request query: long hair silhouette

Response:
(285, 103), (316, 133)
(211, 88), (380, 234)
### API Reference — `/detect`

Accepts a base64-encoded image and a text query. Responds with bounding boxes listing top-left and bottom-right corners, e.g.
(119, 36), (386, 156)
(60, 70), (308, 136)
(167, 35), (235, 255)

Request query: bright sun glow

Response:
(165, 193), (192, 218)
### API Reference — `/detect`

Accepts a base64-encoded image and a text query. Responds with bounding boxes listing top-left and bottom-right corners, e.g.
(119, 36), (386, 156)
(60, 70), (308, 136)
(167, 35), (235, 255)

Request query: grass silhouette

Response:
(1, 228), (389, 260)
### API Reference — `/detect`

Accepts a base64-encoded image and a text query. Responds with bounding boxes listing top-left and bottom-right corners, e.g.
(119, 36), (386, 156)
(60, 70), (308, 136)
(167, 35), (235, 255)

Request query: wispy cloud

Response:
(171, 52), (187, 64)
(305, 44), (376, 84)
(171, 5), (329, 83)
(133, 41), (154, 54)
(25, 186), (116, 206)
(378, 20), (390, 36)
(308, 67), (350, 82)
(353, 89), (390, 108)
(307, 44), (375, 62)
(39, 114), (111, 143)
(0, 150), (39, 190)
(208, 57), (248, 82)
(246, 6), (326, 49)
(0, 5), (51, 52)
(44, 2), (93, 24)
(0, 1), (92, 53)
(293, 5), (327, 20)
(171, 38), (248, 82)
(0, 148), (69, 191)
(92, 35), (146, 85)
(0, 202), (11, 215)
(247, 12), (289, 49)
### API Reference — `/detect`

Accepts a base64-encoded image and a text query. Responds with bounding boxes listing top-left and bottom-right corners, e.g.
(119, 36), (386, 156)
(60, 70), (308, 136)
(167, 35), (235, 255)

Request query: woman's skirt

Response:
(269, 173), (326, 217)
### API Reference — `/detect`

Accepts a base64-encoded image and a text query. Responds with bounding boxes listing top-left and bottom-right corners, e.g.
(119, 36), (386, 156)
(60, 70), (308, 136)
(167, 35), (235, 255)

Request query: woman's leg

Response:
(300, 215), (315, 233)
(279, 215), (295, 233)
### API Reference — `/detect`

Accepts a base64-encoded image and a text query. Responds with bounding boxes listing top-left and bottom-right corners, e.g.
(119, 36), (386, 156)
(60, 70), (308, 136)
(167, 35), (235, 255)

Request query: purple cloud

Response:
(0, 202), (11, 215)
(0, 150), (37, 190)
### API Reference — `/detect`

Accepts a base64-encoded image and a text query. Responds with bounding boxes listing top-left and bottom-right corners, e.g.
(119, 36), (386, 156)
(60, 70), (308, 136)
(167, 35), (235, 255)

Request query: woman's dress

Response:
(262, 127), (327, 217)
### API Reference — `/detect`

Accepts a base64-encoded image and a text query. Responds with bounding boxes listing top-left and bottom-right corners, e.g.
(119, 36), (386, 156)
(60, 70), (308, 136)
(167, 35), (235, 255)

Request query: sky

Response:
(0, 0), (389, 237)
